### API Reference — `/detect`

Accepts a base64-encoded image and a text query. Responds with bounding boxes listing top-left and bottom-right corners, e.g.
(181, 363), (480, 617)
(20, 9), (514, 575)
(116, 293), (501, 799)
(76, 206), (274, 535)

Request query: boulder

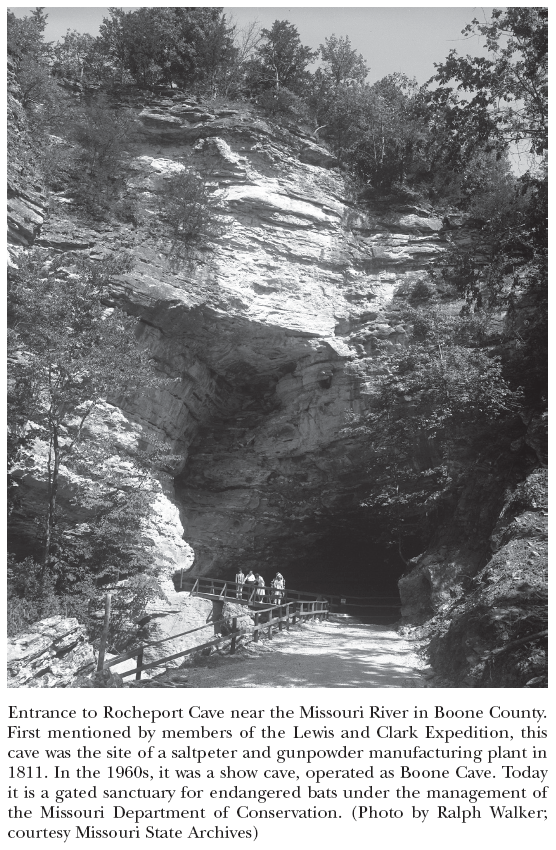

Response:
(7, 616), (96, 688)
(299, 142), (339, 169)
(221, 601), (254, 634)
(142, 595), (217, 670)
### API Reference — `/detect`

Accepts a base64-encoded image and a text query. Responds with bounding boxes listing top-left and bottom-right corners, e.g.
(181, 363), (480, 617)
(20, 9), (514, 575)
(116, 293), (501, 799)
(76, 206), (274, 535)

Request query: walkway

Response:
(179, 616), (426, 688)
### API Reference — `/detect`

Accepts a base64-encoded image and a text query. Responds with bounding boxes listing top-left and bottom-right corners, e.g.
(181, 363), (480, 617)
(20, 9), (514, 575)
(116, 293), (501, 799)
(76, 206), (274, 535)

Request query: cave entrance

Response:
(259, 508), (426, 601)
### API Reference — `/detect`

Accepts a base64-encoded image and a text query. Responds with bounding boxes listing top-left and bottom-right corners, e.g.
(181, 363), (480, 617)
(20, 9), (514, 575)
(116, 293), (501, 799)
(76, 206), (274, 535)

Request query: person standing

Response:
(244, 570), (256, 601)
(255, 572), (265, 602)
(271, 572), (285, 604)
(235, 568), (245, 599)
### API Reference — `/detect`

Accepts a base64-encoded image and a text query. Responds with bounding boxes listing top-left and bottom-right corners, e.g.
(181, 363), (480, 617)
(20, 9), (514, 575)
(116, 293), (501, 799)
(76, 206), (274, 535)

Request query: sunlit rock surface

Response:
(7, 616), (96, 688)
(11, 92), (459, 606)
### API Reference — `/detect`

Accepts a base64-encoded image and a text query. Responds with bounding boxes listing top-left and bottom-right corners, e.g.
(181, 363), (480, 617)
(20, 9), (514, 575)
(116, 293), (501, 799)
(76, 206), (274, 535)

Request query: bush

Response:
(57, 95), (138, 216)
(7, 555), (66, 635)
(159, 165), (227, 264)
(409, 279), (435, 304)
(257, 87), (310, 121)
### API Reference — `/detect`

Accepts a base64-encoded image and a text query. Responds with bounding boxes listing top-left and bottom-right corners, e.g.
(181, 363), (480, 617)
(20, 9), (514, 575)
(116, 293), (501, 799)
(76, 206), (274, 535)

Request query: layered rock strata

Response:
(7, 616), (96, 688)
(104, 95), (450, 587)
(10, 90), (493, 624)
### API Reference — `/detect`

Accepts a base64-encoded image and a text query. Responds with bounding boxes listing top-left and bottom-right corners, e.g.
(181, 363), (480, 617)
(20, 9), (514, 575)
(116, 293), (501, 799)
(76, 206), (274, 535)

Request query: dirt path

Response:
(177, 616), (426, 688)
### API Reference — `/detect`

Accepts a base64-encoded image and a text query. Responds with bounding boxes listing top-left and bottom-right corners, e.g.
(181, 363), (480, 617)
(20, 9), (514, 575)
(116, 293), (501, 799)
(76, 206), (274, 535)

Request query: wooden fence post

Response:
(230, 617), (238, 654)
(254, 612), (260, 642)
(96, 593), (111, 672)
(135, 647), (144, 681)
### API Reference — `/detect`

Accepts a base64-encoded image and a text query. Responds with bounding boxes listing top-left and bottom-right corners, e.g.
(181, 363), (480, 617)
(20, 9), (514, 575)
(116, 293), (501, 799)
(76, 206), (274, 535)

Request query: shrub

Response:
(63, 95), (138, 216)
(409, 279), (435, 305)
(159, 165), (227, 264)
(257, 86), (310, 121)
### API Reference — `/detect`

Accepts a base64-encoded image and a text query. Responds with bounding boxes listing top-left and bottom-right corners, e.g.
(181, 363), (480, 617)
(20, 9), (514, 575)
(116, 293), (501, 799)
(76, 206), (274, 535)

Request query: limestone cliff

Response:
(9, 89), (542, 642)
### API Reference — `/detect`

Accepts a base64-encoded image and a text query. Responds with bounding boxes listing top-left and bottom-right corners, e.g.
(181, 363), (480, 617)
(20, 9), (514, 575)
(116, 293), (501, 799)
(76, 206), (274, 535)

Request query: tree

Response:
(7, 6), (56, 111)
(64, 94), (138, 214)
(96, 7), (132, 84)
(7, 250), (162, 575)
(347, 307), (520, 553)
(161, 7), (236, 94)
(313, 73), (429, 192)
(250, 20), (317, 93)
(157, 163), (227, 266)
(349, 74), (430, 190)
(7, 6), (49, 62)
(221, 19), (262, 97)
(426, 8), (547, 411)
(429, 7), (548, 166)
(319, 34), (368, 86)
(52, 29), (97, 80)
(96, 6), (236, 92)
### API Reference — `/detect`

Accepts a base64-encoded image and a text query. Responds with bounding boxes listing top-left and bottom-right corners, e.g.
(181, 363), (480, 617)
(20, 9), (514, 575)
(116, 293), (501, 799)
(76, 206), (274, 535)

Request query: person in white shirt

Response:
(244, 570), (256, 600)
(271, 573), (285, 604)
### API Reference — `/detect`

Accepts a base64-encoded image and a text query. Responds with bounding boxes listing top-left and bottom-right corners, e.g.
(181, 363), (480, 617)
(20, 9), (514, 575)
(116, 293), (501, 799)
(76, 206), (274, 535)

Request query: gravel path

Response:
(181, 616), (426, 688)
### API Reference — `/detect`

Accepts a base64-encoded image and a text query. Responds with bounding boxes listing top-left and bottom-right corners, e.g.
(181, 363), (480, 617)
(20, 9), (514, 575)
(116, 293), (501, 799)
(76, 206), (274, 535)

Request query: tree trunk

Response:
(44, 416), (60, 567)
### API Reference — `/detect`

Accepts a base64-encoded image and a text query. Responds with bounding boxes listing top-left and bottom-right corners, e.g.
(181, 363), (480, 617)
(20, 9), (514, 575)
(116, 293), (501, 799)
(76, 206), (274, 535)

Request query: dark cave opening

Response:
(281, 522), (424, 599)
(214, 508), (428, 602)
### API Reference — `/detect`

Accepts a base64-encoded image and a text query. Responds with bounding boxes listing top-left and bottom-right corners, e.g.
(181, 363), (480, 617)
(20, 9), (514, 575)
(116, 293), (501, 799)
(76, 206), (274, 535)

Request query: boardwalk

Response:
(183, 616), (426, 688)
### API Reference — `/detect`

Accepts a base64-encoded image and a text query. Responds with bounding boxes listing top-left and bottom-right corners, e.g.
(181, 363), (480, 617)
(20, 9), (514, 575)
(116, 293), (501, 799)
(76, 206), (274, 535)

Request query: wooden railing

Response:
(183, 575), (323, 607)
(105, 599), (329, 682)
(182, 575), (401, 612)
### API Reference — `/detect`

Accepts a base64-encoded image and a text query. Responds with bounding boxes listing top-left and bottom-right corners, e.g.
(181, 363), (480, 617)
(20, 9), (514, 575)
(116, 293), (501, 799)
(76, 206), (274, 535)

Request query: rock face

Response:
(7, 59), (46, 247)
(9, 89), (514, 624)
(7, 616), (96, 688)
(425, 469), (548, 687)
(92, 94), (452, 590)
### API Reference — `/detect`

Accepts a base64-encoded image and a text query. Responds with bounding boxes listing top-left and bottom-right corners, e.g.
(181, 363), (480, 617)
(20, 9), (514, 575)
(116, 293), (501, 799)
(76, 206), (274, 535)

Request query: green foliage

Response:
(256, 87), (310, 121)
(7, 555), (62, 636)
(309, 73), (430, 193)
(346, 75), (429, 191)
(69, 95), (137, 215)
(96, 7), (236, 92)
(36, 93), (138, 217)
(158, 165), (227, 265)
(346, 307), (521, 545)
(218, 21), (262, 98)
(8, 249), (163, 557)
(7, 554), (167, 649)
(409, 279), (435, 305)
(319, 34), (368, 86)
(7, 7), (59, 113)
(52, 29), (98, 81)
(421, 8), (547, 413)
(7, 7), (49, 61)
(429, 8), (547, 165)
(7, 248), (177, 642)
(247, 20), (317, 95)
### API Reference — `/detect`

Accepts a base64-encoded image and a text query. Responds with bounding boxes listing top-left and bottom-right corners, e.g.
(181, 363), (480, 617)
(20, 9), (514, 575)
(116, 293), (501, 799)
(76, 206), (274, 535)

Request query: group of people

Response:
(234, 569), (285, 604)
